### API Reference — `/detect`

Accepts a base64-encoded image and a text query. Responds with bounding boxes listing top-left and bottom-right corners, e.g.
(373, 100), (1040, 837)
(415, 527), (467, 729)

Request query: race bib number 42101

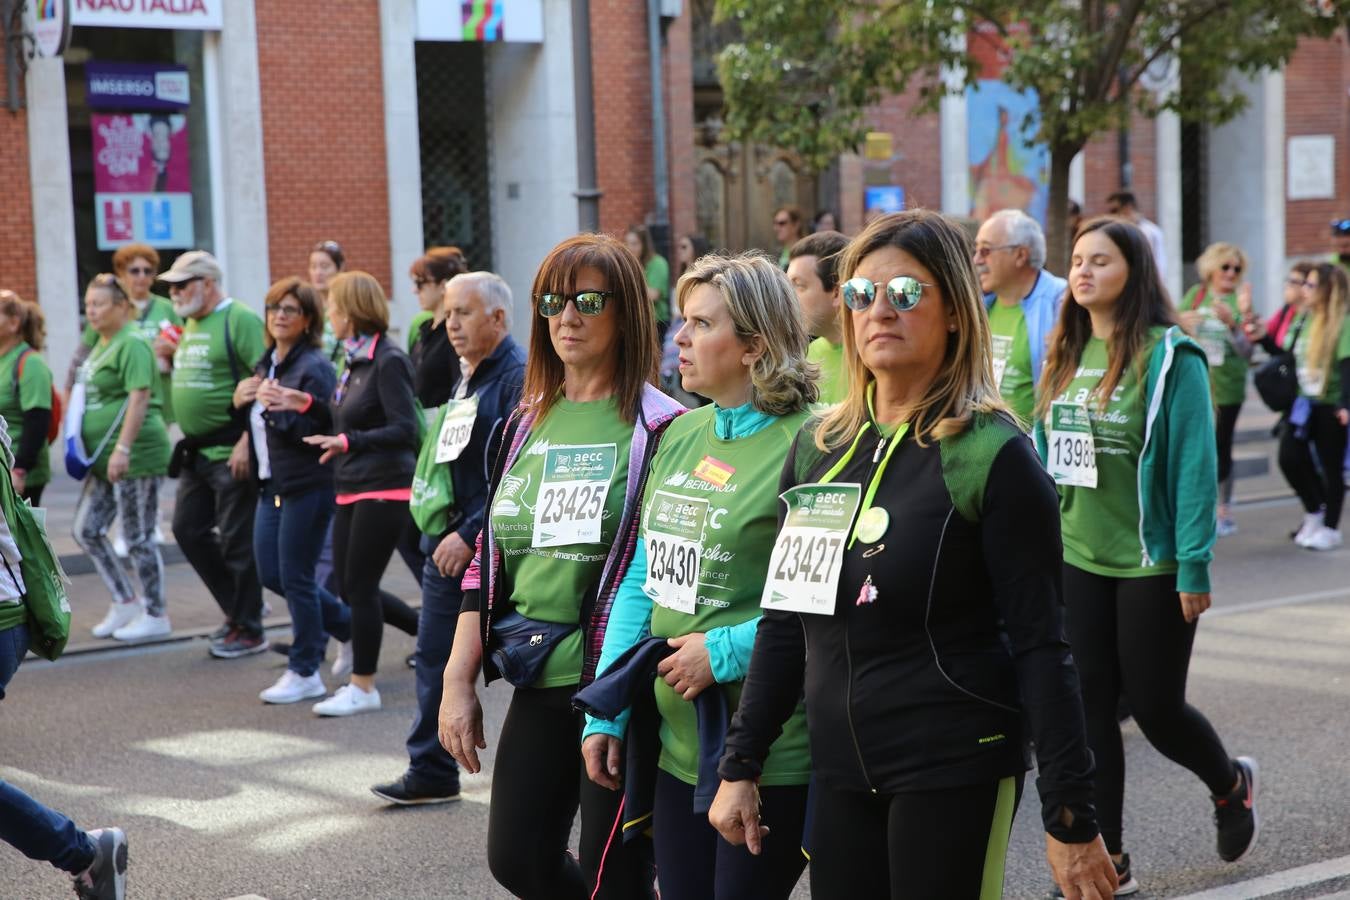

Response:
(761, 483), (862, 616)
(1046, 402), (1098, 489)
(532, 443), (618, 547)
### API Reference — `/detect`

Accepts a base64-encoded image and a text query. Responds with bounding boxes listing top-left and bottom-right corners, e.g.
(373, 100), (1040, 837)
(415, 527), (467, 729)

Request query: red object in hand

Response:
(159, 321), (184, 346)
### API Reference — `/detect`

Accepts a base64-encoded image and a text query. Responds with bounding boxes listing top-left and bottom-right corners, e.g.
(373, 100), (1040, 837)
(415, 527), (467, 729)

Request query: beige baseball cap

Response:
(159, 250), (223, 284)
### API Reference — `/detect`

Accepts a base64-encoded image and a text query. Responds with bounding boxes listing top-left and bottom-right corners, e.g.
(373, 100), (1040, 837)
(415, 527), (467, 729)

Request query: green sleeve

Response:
(18, 354), (52, 411)
(119, 337), (156, 393)
(233, 307), (267, 372)
(1161, 348), (1217, 593)
(939, 413), (1020, 522)
(647, 255), (670, 302)
(1337, 315), (1350, 363)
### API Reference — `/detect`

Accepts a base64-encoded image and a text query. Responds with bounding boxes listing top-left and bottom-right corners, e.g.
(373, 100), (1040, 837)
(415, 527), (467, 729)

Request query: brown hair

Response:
(263, 277), (325, 349)
(788, 231), (849, 292)
(409, 247), (467, 285)
(1036, 217), (1178, 419)
(624, 225), (655, 264)
(311, 239), (345, 270)
(111, 244), (160, 275)
(327, 271), (390, 336)
(0, 290), (46, 351)
(521, 234), (659, 425)
(817, 210), (1008, 448)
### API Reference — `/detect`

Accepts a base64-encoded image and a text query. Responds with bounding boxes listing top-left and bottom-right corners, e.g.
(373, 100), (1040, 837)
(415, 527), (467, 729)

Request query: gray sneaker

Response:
(72, 827), (127, 900)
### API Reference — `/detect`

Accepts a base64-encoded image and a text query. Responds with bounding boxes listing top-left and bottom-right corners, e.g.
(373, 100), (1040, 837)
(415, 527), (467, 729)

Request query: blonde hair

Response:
(328, 271), (390, 336)
(1196, 242), (1248, 287)
(1305, 263), (1349, 381)
(675, 253), (818, 415)
(817, 210), (1008, 449)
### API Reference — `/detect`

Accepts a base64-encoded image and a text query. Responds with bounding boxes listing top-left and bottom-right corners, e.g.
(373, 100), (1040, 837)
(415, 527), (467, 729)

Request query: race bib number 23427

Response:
(760, 483), (861, 616)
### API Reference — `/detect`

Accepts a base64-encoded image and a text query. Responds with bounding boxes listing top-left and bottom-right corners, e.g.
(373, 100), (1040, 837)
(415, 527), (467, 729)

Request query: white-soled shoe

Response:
(312, 683), (381, 717)
(111, 612), (171, 641)
(331, 640), (353, 680)
(1294, 511), (1325, 546)
(1303, 525), (1343, 551)
(260, 670), (327, 704)
(91, 601), (142, 638)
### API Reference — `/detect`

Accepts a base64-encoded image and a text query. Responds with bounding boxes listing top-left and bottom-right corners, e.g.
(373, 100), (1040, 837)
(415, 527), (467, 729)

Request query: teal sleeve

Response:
(706, 616), (760, 684)
(581, 540), (654, 741)
(1164, 350), (1217, 593)
(1031, 417), (1048, 464)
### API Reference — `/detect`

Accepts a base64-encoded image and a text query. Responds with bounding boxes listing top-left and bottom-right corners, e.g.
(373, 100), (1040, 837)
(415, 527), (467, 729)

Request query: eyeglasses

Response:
(126, 266), (155, 276)
(1220, 263), (1243, 274)
(1286, 276), (1309, 287)
(265, 302), (305, 317)
(536, 290), (613, 318)
(972, 244), (1018, 260)
(841, 275), (932, 312)
(773, 218), (791, 227)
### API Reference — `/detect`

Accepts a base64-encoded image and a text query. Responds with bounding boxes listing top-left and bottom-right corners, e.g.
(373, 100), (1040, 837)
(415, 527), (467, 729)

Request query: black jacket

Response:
(719, 413), (1100, 845)
(248, 343), (336, 497)
(411, 317), (455, 409)
(331, 332), (419, 494)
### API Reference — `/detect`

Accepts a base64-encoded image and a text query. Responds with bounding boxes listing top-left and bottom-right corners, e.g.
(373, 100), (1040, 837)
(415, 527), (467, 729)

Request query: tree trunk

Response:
(1044, 142), (1082, 277)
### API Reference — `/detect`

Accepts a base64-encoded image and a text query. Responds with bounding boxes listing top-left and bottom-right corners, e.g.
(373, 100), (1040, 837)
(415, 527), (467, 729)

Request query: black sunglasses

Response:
(167, 277), (203, 292)
(841, 275), (932, 312)
(536, 291), (612, 318)
(1220, 264), (1243, 274)
(265, 302), (305, 317)
(125, 266), (155, 276)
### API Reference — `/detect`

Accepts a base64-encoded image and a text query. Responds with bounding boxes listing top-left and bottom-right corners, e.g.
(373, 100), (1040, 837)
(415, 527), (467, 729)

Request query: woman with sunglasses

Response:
(234, 278), (349, 704)
(1179, 243), (1253, 537)
(439, 234), (676, 900)
(710, 211), (1114, 899)
(579, 253), (816, 900)
(74, 274), (173, 642)
(1034, 219), (1258, 893)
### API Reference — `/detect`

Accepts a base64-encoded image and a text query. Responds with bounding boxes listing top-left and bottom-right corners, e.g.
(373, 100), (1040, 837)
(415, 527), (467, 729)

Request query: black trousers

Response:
(331, 499), (418, 676)
(172, 456), (262, 637)
(487, 685), (655, 900)
(1278, 403), (1348, 529)
(1063, 564), (1237, 855)
(1215, 402), (1242, 490)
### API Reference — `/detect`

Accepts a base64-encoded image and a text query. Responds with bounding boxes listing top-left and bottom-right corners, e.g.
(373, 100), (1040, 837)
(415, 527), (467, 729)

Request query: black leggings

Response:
(806, 776), (1022, 900)
(1215, 403), (1241, 493)
(653, 769), (807, 900)
(1063, 564), (1237, 855)
(331, 499), (419, 677)
(1278, 404), (1348, 529)
(487, 685), (655, 900)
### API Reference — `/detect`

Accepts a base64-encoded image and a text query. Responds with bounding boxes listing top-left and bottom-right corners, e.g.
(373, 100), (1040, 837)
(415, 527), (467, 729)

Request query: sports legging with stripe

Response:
(804, 775), (1022, 899)
(1063, 564), (1238, 855)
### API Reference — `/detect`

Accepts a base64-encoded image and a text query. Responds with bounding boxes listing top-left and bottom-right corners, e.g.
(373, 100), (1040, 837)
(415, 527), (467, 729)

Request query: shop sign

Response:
(416, 0), (543, 42)
(26, 0), (73, 58)
(92, 113), (194, 249)
(72, 0), (222, 31)
(87, 62), (190, 111)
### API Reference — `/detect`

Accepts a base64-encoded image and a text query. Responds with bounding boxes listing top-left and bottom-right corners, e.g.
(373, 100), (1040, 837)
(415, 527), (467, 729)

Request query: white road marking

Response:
(1207, 586), (1350, 618)
(1172, 853), (1350, 899)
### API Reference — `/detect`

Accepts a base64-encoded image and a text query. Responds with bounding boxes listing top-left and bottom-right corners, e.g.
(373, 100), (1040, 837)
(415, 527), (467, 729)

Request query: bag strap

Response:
(223, 306), (240, 386)
(1190, 285), (1208, 312)
(88, 397), (131, 462)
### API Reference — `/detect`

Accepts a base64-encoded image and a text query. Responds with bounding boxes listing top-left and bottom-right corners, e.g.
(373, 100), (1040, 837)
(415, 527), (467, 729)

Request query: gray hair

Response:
(450, 271), (514, 329)
(988, 208), (1046, 270)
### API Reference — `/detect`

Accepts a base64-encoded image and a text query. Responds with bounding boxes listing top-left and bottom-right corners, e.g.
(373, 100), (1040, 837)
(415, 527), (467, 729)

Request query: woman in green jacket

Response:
(0, 292), (54, 506)
(1034, 218), (1258, 892)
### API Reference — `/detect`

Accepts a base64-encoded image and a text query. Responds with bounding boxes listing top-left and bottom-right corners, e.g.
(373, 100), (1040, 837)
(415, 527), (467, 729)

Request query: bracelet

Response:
(115, 443), (132, 455)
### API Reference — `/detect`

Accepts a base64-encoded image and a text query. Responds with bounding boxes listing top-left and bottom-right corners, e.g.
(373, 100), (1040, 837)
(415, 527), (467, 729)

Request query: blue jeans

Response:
(406, 534), (462, 787)
(254, 486), (351, 677)
(0, 623), (97, 874)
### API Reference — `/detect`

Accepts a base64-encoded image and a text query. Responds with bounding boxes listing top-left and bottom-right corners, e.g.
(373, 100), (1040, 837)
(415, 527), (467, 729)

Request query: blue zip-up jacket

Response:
(984, 268), (1067, 387)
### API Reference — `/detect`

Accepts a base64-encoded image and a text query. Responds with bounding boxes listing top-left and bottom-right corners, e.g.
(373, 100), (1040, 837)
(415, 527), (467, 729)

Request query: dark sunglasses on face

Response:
(126, 266), (155, 276)
(536, 291), (612, 318)
(773, 218), (790, 227)
(1286, 276), (1308, 287)
(168, 277), (203, 292)
(841, 275), (933, 312)
(265, 303), (304, 317)
(1220, 263), (1243, 274)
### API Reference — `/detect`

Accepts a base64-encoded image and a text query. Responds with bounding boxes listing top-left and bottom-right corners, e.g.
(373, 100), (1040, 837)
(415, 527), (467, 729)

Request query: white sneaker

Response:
(1294, 511), (1325, 546)
(331, 640), (353, 679)
(1303, 525), (1343, 551)
(112, 611), (172, 641)
(153, 524), (166, 544)
(260, 670), (327, 704)
(91, 601), (142, 638)
(312, 683), (381, 717)
(112, 531), (129, 558)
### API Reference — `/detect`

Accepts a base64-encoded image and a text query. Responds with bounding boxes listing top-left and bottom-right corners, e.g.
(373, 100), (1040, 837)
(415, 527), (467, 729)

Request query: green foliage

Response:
(715, 0), (1345, 170)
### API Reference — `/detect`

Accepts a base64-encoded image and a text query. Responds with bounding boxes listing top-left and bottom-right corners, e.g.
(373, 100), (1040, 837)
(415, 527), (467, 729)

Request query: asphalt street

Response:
(3, 494), (1349, 899)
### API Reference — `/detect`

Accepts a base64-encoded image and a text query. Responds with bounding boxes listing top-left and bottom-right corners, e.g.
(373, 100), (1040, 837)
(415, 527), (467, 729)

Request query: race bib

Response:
(1298, 366), (1325, 398)
(434, 395), (478, 463)
(642, 491), (707, 614)
(1046, 402), (1098, 489)
(1198, 317), (1228, 367)
(761, 483), (861, 616)
(531, 443), (618, 547)
(990, 333), (1012, 388)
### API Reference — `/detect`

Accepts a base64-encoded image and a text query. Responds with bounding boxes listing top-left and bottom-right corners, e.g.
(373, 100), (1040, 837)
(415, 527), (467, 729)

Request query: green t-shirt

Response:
(408, 310), (435, 353)
(83, 294), (181, 423)
(1287, 310), (1350, 403)
(171, 299), (266, 461)
(643, 406), (812, 786)
(0, 344), (53, 487)
(1183, 285), (1247, 407)
(987, 300), (1036, 426)
(1048, 330), (1175, 578)
(83, 324), (171, 480)
(645, 255), (671, 324)
(807, 336), (846, 406)
(489, 397), (634, 687)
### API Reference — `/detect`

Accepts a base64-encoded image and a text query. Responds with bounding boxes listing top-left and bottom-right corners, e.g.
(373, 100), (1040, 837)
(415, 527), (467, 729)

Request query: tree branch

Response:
(1087, 0), (1147, 102)
(1122, 1), (1233, 91)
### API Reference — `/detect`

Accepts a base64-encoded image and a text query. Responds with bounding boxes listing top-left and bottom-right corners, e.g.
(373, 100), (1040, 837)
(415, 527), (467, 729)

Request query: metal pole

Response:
(4, 0), (23, 113)
(572, 0), (601, 232)
(646, 0), (670, 258)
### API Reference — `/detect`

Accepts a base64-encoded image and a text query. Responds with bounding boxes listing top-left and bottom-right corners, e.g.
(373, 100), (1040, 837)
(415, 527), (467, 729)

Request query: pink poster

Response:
(91, 113), (191, 194)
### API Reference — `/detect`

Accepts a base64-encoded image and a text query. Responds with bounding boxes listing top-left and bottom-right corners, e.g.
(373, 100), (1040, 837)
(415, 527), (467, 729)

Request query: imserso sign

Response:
(71, 0), (223, 30)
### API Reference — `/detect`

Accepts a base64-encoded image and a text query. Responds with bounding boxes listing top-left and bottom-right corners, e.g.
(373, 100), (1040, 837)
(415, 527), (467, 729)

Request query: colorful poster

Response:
(91, 113), (193, 249)
(966, 21), (1050, 225)
(86, 62), (190, 111)
(415, 0), (543, 42)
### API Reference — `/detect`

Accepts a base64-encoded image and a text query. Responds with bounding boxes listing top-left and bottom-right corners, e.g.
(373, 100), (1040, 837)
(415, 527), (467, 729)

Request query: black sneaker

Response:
(1049, 851), (1138, 897)
(72, 827), (127, 900)
(270, 640), (292, 656)
(370, 774), (460, 806)
(210, 631), (268, 659)
(1213, 756), (1260, 862)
